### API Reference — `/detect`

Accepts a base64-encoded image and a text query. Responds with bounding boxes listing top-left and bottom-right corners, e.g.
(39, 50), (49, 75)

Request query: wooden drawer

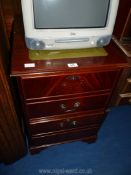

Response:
(21, 70), (118, 100)
(26, 93), (109, 118)
(29, 111), (105, 135)
(30, 126), (99, 148)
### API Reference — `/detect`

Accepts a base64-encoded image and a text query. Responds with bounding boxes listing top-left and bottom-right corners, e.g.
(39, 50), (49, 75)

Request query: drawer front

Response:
(29, 112), (104, 135)
(21, 70), (118, 100)
(30, 127), (99, 147)
(26, 93), (109, 118)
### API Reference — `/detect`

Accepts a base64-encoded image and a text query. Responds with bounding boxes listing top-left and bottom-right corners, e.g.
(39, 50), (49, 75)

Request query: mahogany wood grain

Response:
(30, 127), (99, 148)
(21, 70), (119, 100)
(29, 112), (104, 136)
(25, 93), (109, 119)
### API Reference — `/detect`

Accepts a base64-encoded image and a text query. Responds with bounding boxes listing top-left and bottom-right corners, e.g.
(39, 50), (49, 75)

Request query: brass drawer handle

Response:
(60, 102), (81, 113)
(60, 120), (77, 128)
(60, 104), (67, 110)
(74, 102), (81, 108)
(72, 121), (77, 126)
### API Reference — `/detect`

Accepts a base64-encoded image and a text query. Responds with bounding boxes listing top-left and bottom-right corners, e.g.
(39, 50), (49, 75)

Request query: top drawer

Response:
(21, 70), (119, 100)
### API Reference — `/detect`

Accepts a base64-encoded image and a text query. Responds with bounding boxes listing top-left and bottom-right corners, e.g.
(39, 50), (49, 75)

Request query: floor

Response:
(0, 105), (131, 175)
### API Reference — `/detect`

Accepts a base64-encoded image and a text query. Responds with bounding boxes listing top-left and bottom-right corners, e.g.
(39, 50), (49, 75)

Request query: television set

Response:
(21, 0), (119, 50)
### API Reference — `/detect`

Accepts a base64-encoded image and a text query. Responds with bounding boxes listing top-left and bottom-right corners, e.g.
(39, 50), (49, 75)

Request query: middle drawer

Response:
(26, 93), (109, 118)
(29, 111), (105, 136)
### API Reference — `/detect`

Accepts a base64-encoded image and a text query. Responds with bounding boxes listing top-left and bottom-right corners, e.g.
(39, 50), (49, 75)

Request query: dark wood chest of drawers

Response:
(11, 23), (128, 153)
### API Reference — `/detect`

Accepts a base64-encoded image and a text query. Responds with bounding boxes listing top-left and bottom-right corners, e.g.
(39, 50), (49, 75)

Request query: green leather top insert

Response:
(29, 48), (108, 60)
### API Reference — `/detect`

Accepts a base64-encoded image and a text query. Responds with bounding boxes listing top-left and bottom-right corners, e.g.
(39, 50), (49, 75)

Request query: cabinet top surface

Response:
(10, 20), (128, 77)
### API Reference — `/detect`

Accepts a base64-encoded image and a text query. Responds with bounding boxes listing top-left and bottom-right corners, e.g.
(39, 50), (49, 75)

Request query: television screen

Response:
(33, 0), (110, 29)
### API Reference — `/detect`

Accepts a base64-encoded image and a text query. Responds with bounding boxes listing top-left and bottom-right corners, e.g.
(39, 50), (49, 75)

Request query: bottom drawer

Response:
(30, 126), (99, 148)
